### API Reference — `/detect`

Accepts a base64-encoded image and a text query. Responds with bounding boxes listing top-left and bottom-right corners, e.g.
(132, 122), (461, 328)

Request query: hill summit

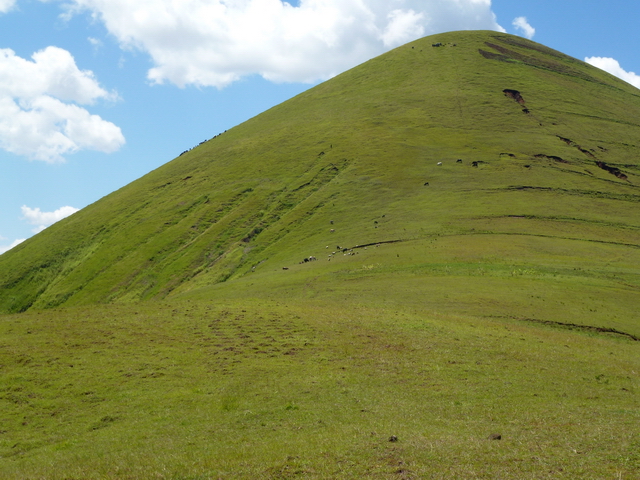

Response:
(1, 30), (639, 335)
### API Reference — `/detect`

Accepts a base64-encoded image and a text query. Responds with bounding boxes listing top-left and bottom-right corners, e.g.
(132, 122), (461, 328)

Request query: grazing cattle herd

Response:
(179, 130), (227, 156)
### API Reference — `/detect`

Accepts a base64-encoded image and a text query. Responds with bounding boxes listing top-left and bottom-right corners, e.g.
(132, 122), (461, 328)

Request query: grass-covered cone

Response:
(0, 31), (639, 478)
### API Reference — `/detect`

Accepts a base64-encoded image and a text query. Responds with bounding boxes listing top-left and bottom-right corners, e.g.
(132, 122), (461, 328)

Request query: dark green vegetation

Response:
(1, 31), (639, 478)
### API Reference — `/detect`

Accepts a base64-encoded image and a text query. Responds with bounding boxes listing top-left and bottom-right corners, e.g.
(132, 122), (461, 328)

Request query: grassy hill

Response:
(1, 30), (639, 321)
(0, 31), (639, 478)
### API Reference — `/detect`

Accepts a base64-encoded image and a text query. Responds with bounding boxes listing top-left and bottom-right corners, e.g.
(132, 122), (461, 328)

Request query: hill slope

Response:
(1, 30), (639, 337)
(1, 31), (639, 478)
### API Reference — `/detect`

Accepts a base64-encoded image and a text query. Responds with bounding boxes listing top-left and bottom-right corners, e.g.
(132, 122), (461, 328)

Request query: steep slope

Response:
(1, 30), (639, 332)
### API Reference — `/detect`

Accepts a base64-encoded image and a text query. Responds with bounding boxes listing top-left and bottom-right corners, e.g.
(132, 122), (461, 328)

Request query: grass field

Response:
(0, 30), (639, 477)
(1, 298), (638, 478)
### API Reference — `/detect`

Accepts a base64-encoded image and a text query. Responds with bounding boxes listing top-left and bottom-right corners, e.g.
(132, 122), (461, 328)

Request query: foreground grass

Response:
(1, 298), (638, 478)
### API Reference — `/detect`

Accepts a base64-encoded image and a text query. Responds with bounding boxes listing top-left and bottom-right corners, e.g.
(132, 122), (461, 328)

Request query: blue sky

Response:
(1, 0), (639, 254)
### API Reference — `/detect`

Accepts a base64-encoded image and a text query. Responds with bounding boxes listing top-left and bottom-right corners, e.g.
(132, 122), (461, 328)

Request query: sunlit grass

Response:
(1, 300), (638, 478)
(1, 31), (638, 318)
(1, 30), (639, 478)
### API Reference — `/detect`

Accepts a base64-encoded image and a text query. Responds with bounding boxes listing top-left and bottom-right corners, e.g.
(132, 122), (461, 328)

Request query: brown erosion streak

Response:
(507, 316), (640, 341)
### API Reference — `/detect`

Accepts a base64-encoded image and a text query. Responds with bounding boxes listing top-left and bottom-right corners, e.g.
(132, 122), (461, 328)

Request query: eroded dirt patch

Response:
(503, 89), (525, 105)
(556, 136), (597, 159)
(578, 147), (596, 159)
(480, 41), (603, 84)
(513, 317), (639, 341)
(596, 161), (628, 180)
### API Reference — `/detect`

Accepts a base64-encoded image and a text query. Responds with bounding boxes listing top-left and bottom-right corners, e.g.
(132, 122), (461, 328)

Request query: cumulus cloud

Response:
(512, 16), (535, 39)
(0, 0), (16, 14)
(381, 9), (425, 48)
(585, 56), (640, 89)
(0, 204), (78, 255)
(63, 0), (503, 88)
(0, 237), (25, 255)
(0, 46), (125, 162)
(21, 205), (80, 233)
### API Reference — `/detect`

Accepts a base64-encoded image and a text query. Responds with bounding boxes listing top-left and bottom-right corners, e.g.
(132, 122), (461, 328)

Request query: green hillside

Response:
(1, 31), (639, 321)
(0, 31), (639, 478)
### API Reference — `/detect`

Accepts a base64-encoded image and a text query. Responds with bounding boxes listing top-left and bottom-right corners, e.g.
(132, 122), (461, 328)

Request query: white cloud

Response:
(63, 0), (504, 88)
(512, 16), (535, 39)
(382, 9), (425, 48)
(0, 204), (78, 255)
(0, 0), (16, 14)
(585, 56), (640, 89)
(0, 238), (25, 255)
(21, 205), (80, 233)
(0, 46), (125, 162)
